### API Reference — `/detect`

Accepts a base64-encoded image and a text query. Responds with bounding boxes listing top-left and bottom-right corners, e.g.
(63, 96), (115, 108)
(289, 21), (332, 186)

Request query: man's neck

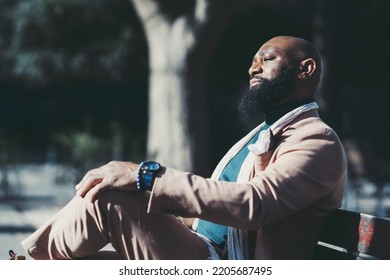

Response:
(264, 98), (314, 125)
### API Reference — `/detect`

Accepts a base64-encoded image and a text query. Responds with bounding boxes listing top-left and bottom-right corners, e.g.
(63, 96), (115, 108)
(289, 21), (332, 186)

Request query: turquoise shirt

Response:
(195, 127), (265, 249)
(195, 99), (314, 250)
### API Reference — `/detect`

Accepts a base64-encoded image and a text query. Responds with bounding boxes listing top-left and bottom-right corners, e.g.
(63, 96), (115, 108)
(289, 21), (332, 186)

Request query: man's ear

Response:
(298, 58), (316, 80)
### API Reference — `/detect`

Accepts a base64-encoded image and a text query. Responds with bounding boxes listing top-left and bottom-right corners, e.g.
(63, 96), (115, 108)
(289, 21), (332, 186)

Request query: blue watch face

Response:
(145, 161), (160, 171)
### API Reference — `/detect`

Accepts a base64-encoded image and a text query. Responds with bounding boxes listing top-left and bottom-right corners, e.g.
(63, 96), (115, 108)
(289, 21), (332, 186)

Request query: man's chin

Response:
(237, 97), (266, 114)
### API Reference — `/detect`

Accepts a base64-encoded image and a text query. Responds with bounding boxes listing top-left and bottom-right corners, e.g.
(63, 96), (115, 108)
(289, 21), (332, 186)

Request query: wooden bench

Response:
(312, 208), (390, 259)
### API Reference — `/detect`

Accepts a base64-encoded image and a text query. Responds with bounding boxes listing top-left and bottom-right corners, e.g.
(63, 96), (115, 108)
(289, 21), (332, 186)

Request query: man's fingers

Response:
(84, 182), (107, 202)
(76, 177), (103, 198)
(75, 167), (100, 191)
(74, 161), (139, 200)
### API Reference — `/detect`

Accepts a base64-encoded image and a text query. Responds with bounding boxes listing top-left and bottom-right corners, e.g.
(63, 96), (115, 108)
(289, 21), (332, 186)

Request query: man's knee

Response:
(92, 190), (150, 218)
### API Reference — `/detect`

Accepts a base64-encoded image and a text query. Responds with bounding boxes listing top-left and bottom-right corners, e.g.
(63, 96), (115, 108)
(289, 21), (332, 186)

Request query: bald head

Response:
(262, 36), (322, 98)
(266, 36), (322, 74)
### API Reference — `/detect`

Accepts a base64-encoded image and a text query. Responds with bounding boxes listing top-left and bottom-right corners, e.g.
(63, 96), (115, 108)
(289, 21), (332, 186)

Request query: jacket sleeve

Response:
(147, 123), (347, 230)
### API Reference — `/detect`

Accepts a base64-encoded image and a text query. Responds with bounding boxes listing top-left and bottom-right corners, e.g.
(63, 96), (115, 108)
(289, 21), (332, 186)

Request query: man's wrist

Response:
(137, 161), (161, 192)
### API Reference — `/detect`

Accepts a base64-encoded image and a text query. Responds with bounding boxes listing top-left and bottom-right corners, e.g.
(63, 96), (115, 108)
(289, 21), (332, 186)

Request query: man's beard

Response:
(238, 67), (296, 114)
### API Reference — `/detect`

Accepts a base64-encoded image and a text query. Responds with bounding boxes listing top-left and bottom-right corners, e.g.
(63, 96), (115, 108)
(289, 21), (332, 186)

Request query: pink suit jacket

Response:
(147, 110), (347, 259)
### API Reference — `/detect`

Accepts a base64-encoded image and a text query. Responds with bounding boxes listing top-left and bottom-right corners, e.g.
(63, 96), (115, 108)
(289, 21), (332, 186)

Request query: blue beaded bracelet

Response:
(136, 161), (146, 191)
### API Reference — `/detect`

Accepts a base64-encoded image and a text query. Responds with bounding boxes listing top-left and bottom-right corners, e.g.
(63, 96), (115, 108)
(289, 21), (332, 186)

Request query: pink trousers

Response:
(21, 190), (208, 260)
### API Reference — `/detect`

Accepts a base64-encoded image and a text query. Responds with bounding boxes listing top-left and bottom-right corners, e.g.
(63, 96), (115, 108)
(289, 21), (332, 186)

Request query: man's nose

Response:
(249, 61), (262, 77)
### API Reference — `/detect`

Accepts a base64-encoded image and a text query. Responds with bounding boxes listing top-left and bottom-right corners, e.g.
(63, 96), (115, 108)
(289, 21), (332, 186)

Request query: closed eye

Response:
(264, 57), (275, 61)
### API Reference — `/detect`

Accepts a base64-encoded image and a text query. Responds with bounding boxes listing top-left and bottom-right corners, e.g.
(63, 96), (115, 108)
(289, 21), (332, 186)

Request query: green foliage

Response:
(54, 130), (101, 164)
(45, 0), (103, 6)
(0, 0), (147, 84)
(51, 119), (145, 169)
(0, 0), (148, 166)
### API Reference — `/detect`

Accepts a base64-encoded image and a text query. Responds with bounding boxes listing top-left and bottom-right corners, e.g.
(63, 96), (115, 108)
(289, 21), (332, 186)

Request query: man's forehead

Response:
(256, 38), (297, 56)
(255, 45), (283, 57)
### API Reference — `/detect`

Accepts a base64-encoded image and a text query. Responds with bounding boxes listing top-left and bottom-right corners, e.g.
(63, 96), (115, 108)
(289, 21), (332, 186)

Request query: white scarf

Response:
(193, 102), (319, 259)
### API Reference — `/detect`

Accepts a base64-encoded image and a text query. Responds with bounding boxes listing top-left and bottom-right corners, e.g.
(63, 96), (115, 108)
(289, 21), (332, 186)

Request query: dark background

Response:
(0, 0), (389, 196)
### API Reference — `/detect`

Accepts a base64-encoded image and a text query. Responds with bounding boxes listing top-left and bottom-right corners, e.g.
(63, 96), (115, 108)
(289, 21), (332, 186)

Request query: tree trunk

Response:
(130, 0), (196, 172)
(130, 0), (261, 174)
(147, 48), (193, 172)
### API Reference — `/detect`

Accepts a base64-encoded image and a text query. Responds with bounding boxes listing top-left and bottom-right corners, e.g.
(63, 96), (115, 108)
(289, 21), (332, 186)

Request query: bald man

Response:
(22, 36), (347, 260)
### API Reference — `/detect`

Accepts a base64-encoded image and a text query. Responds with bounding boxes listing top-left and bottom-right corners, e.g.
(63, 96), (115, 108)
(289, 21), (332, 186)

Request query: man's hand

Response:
(75, 161), (140, 202)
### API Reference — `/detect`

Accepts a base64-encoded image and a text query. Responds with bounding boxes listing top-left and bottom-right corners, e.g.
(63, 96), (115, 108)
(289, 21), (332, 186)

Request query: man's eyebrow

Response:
(260, 48), (280, 56)
(252, 49), (276, 61)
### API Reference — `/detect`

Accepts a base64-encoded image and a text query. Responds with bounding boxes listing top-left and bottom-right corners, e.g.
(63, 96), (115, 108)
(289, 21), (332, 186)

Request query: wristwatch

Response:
(137, 161), (161, 192)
